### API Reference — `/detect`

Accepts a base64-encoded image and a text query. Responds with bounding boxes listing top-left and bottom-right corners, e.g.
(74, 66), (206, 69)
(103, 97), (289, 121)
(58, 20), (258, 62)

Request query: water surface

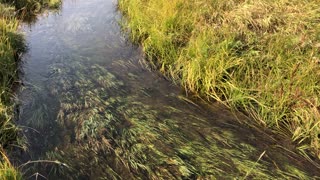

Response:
(15, 0), (320, 179)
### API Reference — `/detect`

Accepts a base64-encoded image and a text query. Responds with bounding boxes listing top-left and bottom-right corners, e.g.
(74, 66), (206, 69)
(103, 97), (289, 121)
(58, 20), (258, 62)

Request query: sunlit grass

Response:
(14, 0), (61, 12)
(0, 16), (18, 145)
(0, 149), (22, 180)
(118, 0), (320, 159)
(0, 2), (23, 150)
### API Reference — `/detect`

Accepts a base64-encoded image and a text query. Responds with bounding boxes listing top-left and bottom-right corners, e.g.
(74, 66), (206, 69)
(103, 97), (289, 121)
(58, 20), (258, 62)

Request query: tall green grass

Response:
(118, 0), (320, 159)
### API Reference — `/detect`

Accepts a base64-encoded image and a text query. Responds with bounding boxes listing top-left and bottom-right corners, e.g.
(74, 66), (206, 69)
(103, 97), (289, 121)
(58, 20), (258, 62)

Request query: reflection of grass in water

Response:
(26, 60), (316, 179)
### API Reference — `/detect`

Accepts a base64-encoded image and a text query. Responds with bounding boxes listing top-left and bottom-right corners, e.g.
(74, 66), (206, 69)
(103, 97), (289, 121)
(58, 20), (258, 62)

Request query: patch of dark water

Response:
(13, 0), (320, 179)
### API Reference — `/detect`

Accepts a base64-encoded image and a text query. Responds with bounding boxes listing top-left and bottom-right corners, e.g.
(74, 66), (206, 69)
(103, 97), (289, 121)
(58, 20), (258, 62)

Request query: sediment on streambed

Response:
(118, 0), (320, 160)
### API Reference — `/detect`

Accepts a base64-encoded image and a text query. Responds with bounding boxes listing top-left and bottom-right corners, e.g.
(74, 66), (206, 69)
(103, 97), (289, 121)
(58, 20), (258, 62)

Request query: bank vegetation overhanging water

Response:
(12, 0), (320, 178)
(118, 0), (320, 160)
(0, 0), (60, 178)
(0, 0), (320, 178)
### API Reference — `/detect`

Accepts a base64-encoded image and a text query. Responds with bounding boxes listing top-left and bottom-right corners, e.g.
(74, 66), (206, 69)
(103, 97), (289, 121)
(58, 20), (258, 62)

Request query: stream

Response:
(14, 0), (320, 179)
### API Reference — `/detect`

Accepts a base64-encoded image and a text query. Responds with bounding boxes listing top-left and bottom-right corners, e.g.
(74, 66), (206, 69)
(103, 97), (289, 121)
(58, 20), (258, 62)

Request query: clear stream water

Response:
(14, 0), (320, 179)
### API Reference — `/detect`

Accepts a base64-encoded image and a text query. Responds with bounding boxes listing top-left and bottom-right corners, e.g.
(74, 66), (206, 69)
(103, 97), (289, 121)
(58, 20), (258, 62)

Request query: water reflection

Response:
(15, 0), (320, 179)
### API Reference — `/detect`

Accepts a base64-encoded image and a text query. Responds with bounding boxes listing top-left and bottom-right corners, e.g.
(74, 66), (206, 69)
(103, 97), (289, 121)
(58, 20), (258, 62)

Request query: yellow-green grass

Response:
(13, 0), (61, 12)
(118, 0), (320, 159)
(0, 149), (21, 180)
(0, 2), (22, 148)
(0, 2), (23, 178)
(0, 0), (61, 22)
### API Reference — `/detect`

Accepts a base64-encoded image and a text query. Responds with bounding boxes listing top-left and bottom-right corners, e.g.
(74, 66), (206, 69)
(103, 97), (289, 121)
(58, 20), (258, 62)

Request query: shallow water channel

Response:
(14, 0), (320, 179)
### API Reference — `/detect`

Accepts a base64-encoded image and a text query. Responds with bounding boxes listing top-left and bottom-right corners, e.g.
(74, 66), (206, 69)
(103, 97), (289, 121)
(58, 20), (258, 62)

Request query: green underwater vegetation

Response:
(19, 54), (318, 179)
(2, 0), (319, 178)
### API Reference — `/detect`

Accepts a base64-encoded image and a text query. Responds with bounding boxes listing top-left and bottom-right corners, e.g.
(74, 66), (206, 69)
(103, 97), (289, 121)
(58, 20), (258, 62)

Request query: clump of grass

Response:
(118, 0), (320, 159)
(0, 2), (28, 179)
(0, 149), (22, 180)
(14, 0), (61, 11)
(0, 103), (19, 148)
(5, 0), (62, 21)
(0, 2), (24, 149)
(46, 0), (61, 9)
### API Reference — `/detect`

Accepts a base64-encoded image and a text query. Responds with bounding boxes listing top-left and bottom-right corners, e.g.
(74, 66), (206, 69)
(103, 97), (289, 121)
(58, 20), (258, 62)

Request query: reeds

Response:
(118, 0), (320, 159)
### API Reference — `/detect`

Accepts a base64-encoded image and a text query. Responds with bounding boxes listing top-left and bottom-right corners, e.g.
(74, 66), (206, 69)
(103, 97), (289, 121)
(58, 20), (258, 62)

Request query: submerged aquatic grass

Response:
(13, 0), (320, 178)
(118, 0), (320, 159)
(19, 54), (318, 178)
(0, 0), (61, 177)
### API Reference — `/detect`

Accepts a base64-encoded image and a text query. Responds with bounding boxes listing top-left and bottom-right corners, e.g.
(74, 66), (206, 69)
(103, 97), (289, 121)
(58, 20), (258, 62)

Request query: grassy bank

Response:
(118, 0), (320, 159)
(0, 0), (60, 176)
(0, 2), (23, 175)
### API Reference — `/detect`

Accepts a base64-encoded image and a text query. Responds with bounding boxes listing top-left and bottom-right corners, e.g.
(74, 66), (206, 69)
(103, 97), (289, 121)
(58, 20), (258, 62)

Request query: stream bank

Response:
(11, 0), (320, 179)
